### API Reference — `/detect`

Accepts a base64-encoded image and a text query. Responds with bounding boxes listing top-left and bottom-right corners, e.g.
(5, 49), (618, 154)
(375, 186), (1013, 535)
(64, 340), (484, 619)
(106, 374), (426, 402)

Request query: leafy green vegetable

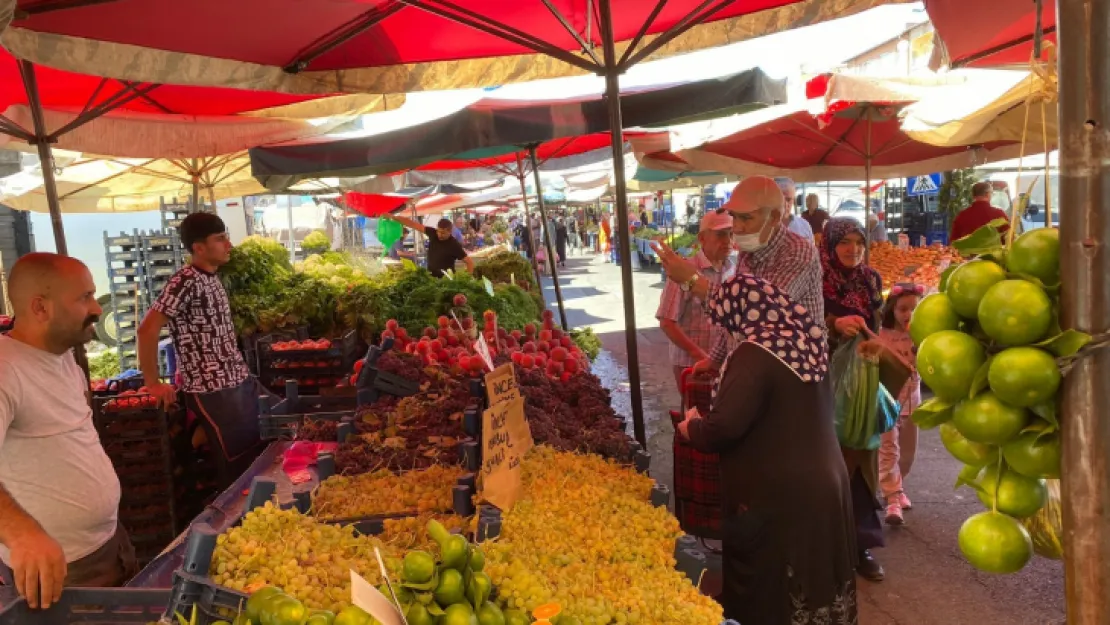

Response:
(89, 348), (121, 380)
(570, 327), (602, 360)
(301, 230), (331, 254)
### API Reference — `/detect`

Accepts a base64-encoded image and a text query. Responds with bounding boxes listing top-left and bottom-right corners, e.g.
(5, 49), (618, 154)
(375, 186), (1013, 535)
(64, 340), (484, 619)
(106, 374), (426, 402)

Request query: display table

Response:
(127, 442), (318, 588)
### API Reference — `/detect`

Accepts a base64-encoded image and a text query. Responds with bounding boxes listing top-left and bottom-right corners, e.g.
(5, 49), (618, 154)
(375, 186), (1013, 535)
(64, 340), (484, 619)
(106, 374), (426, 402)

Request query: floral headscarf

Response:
(821, 217), (883, 324)
(709, 274), (829, 383)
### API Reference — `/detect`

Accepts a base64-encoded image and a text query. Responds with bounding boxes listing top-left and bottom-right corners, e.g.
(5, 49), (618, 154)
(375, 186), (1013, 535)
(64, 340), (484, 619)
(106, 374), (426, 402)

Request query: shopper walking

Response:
(877, 284), (924, 526)
(675, 274), (857, 625)
(820, 216), (888, 582)
(656, 176), (825, 374)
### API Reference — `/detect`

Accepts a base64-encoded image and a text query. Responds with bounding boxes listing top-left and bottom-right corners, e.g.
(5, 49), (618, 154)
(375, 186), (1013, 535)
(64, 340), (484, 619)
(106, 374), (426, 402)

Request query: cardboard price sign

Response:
(479, 396), (533, 510)
(485, 362), (520, 406)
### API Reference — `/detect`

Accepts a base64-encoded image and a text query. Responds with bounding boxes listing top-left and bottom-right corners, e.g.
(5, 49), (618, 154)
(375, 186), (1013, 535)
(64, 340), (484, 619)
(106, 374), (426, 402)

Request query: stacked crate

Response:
(92, 382), (184, 565)
(103, 229), (183, 373)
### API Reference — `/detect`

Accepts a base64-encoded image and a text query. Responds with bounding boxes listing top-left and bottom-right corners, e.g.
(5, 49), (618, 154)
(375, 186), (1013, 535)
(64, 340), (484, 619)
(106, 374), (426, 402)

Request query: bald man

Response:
(0, 253), (137, 609)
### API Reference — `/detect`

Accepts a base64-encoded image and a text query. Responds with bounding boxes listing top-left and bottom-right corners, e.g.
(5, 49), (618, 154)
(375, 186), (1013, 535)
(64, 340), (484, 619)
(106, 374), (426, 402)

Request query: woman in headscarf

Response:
(676, 274), (858, 625)
(820, 216), (887, 582)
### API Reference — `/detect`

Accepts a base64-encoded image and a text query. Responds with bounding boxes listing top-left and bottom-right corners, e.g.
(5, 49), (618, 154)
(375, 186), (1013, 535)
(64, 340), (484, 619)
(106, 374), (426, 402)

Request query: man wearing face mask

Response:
(655, 176), (824, 373)
(0, 254), (138, 609)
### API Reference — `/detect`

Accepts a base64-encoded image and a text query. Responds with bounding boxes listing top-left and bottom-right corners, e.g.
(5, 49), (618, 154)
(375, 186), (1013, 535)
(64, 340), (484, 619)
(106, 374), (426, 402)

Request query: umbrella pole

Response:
(191, 159), (201, 212)
(600, 0), (646, 447)
(514, 165), (545, 303)
(864, 115), (873, 262)
(1058, 1), (1110, 621)
(19, 61), (67, 256)
(528, 146), (568, 331)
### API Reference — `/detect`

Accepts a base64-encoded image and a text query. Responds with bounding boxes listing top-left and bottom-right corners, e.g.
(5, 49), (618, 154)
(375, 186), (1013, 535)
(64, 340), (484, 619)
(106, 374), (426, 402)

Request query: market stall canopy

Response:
(404, 138), (624, 186)
(0, 48), (402, 157)
(0, 0), (894, 94)
(344, 180), (506, 217)
(627, 166), (736, 192)
(633, 97), (1024, 182)
(0, 151), (402, 213)
(901, 68), (1057, 150)
(249, 67), (786, 188)
(925, 0), (1055, 69)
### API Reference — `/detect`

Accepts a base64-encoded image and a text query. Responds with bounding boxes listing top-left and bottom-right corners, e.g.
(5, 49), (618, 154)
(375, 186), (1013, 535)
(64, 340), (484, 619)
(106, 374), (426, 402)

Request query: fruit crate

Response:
(256, 330), (360, 395)
(257, 383), (358, 440)
(240, 326), (308, 376)
(355, 344), (421, 400)
(164, 571), (247, 625)
(0, 587), (169, 625)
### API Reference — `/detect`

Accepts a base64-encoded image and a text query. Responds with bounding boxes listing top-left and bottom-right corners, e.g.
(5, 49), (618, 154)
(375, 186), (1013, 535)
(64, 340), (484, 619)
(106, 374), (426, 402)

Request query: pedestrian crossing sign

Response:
(907, 173), (942, 196)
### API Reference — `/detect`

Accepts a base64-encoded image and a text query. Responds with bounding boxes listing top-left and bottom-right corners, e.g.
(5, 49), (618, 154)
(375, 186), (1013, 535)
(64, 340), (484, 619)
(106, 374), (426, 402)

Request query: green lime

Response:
(988, 347), (1061, 407)
(406, 603), (435, 625)
(246, 587), (284, 625)
(475, 601), (506, 625)
(1007, 228), (1060, 285)
(269, 596), (307, 625)
(333, 605), (371, 625)
(440, 602), (478, 625)
(434, 568), (467, 606)
(959, 511), (1034, 574)
(917, 330), (986, 402)
(1003, 427), (1062, 479)
(910, 293), (961, 346)
(939, 421), (996, 467)
(947, 260), (1007, 319)
(977, 464), (1048, 518)
(977, 280), (1053, 346)
(952, 391), (1029, 445)
(403, 551), (437, 584)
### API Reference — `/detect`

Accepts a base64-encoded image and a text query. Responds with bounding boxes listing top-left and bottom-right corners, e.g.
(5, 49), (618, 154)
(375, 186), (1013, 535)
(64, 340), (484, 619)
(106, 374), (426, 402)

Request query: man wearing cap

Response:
(655, 212), (735, 391)
(390, 215), (475, 278)
(776, 177), (814, 242)
(138, 213), (270, 487)
(655, 176), (824, 372)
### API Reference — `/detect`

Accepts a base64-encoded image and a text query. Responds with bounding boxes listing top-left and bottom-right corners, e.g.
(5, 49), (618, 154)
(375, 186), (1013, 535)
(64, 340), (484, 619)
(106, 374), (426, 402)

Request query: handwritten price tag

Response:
(479, 397), (532, 510)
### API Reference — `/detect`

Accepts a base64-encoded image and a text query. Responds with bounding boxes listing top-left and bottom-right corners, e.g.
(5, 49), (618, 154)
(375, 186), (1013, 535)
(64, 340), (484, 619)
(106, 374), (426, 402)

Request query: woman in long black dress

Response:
(820, 216), (887, 582)
(555, 218), (569, 268)
(677, 274), (858, 625)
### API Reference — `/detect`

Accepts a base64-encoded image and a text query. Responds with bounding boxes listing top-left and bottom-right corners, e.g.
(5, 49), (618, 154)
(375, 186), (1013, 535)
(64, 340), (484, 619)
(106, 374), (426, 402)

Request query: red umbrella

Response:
(1, 0), (887, 93)
(925, 0), (1056, 68)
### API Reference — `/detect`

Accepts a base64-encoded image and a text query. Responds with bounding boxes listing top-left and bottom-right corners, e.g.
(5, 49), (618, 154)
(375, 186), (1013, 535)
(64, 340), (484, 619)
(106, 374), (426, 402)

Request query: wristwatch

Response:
(680, 275), (699, 292)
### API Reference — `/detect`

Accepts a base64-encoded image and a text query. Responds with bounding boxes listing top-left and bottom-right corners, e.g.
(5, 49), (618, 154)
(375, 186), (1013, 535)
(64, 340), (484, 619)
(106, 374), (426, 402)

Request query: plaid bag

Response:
(672, 369), (723, 538)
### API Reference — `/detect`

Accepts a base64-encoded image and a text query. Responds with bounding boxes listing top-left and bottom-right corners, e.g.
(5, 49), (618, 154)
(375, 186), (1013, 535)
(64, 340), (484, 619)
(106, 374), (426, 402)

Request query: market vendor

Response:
(138, 213), (269, 487)
(950, 181), (1010, 242)
(389, 215), (475, 277)
(0, 253), (138, 607)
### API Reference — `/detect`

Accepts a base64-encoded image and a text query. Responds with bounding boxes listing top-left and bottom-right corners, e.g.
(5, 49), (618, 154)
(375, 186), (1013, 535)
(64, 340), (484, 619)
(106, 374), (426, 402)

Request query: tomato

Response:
(318, 339), (332, 350)
(349, 373), (359, 385)
(273, 342), (287, 352)
(353, 360), (365, 375)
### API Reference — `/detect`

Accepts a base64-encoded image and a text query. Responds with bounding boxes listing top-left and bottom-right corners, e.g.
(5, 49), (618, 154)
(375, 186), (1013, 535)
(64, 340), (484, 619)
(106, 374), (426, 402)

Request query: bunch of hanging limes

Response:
(910, 226), (1077, 575)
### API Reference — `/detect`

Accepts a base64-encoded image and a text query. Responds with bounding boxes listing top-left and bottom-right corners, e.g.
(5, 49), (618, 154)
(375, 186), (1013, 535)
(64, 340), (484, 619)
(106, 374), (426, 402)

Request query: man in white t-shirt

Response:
(0, 253), (136, 609)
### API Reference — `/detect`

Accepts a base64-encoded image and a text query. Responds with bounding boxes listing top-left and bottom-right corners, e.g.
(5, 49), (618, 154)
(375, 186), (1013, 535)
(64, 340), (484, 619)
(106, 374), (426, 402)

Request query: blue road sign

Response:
(907, 173), (942, 196)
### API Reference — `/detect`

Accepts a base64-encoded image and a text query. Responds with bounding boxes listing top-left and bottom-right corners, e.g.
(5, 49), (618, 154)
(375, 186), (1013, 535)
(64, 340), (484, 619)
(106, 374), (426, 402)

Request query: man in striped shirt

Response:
(654, 176), (824, 372)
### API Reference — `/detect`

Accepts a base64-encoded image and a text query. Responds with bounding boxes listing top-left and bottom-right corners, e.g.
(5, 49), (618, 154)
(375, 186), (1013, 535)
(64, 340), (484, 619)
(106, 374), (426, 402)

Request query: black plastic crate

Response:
(0, 587), (169, 625)
(257, 329), (358, 363)
(164, 571), (247, 625)
(257, 383), (357, 440)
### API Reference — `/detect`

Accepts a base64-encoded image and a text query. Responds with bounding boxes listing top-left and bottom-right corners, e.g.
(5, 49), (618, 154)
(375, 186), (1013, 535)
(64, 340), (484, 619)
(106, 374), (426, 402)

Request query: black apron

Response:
(185, 375), (271, 487)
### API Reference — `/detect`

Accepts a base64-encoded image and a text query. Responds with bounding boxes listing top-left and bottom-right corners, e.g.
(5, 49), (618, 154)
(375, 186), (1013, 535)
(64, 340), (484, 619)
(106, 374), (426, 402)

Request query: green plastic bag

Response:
(377, 218), (403, 253)
(831, 335), (900, 450)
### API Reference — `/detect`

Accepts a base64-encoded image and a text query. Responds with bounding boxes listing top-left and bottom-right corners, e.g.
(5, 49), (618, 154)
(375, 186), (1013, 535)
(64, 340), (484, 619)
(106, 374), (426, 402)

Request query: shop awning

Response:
(1, 0), (894, 94)
(249, 67), (785, 187)
(901, 69), (1057, 150)
(925, 0), (1056, 69)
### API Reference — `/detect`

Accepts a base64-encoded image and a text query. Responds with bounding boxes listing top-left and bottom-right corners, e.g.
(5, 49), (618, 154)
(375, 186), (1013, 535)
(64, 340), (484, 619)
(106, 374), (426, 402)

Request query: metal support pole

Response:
(19, 61), (67, 256)
(599, 0), (646, 447)
(514, 169), (546, 302)
(1058, 0), (1110, 621)
(191, 159), (201, 212)
(528, 146), (568, 331)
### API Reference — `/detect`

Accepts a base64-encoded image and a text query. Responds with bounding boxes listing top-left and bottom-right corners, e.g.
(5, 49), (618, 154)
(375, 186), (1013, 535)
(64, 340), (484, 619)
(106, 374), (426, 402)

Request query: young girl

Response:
(878, 283), (924, 526)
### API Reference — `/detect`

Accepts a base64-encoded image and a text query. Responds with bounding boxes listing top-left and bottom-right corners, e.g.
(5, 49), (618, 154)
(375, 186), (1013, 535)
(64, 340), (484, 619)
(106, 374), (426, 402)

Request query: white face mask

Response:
(732, 232), (765, 252)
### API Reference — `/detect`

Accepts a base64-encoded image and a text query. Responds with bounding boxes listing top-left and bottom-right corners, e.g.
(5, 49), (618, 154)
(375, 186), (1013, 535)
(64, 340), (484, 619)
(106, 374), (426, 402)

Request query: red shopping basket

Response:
(671, 368), (722, 540)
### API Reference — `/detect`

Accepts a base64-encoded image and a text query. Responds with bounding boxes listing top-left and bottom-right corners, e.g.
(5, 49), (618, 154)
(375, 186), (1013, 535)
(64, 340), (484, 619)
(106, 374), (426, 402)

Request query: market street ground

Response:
(539, 250), (1065, 625)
